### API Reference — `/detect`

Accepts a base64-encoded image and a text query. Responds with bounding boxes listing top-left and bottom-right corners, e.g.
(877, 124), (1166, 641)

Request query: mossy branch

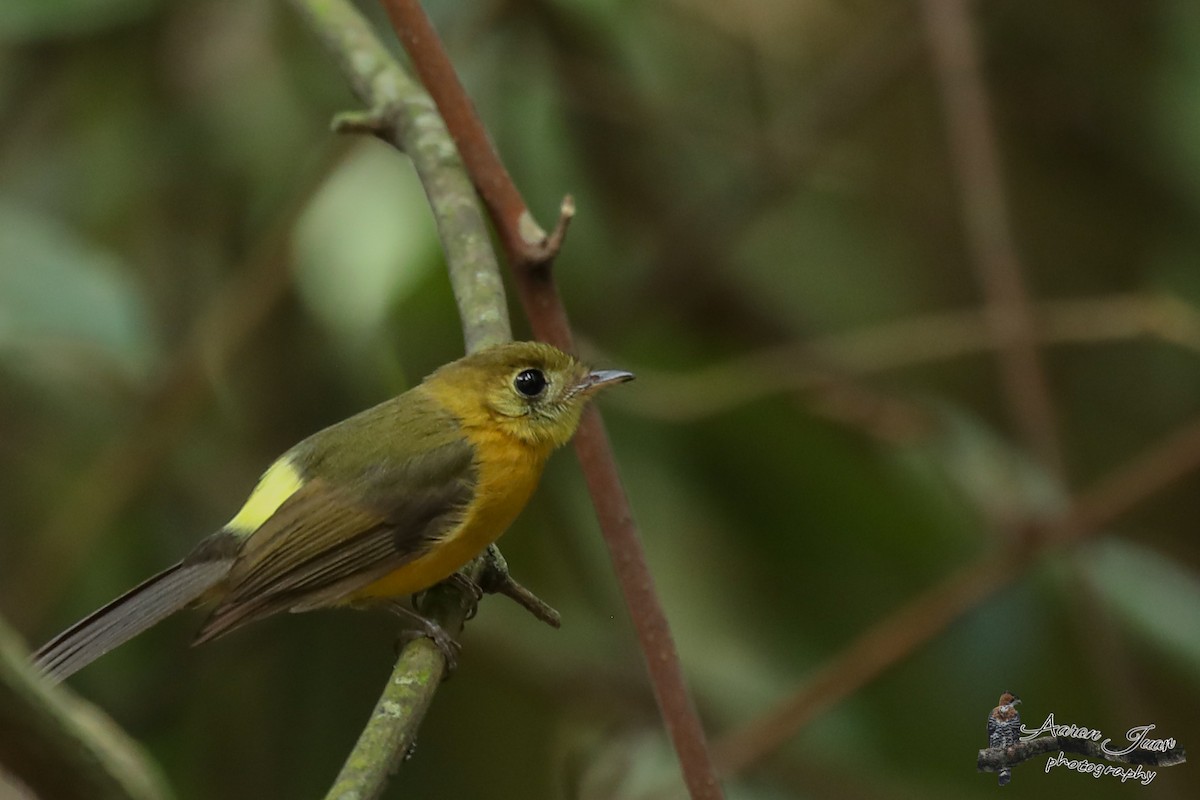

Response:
(285, 1), (518, 798)
(324, 571), (480, 800)
(287, 0), (510, 354)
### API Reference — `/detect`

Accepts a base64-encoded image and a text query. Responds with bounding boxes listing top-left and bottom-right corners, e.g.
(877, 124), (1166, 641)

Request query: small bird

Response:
(988, 691), (1022, 786)
(34, 342), (633, 682)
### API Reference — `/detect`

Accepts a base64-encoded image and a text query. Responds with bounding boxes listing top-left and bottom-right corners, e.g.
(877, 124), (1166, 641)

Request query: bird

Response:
(33, 341), (633, 683)
(988, 691), (1022, 786)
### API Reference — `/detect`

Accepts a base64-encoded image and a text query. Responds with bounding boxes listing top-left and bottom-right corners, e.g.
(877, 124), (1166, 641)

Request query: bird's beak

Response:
(578, 369), (635, 394)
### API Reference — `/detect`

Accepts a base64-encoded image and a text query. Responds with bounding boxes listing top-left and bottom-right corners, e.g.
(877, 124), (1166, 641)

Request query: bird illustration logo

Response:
(988, 691), (1022, 786)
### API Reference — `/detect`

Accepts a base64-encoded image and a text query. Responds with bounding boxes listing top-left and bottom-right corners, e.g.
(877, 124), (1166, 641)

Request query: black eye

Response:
(513, 368), (548, 398)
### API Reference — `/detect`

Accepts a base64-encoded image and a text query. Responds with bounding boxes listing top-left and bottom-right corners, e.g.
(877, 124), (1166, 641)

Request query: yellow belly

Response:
(346, 430), (546, 600)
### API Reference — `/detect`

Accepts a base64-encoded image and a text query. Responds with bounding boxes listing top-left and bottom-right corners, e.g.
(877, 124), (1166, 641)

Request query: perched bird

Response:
(988, 691), (1023, 786)
(34, 342), (633, 683)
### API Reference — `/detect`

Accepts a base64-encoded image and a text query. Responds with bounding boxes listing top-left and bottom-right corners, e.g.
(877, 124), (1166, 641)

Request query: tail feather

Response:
(33, 560), (229, 683)
(998, 767), (1012, 786)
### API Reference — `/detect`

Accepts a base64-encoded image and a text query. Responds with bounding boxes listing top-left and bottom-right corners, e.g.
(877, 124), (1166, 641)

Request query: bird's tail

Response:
(998, 766), (1012, 786)
(33, 560), (228, 683)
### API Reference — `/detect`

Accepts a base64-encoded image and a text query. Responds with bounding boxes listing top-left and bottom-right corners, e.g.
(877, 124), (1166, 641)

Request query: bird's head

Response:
(427, 342), (634, 450)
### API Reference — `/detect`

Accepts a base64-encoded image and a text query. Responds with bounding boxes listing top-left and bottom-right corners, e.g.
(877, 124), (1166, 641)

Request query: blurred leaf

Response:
(922, 405), (1069, 529)
(0, 198), (153, 379)
(291, 144), (439, 344)
(1082, 537), (1200, 678)
(0, 0), (158, 40)
(1158, 0), (1200, 213)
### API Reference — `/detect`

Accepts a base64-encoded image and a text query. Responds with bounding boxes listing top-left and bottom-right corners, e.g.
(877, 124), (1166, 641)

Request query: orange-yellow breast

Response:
(345, 425), (548, 600)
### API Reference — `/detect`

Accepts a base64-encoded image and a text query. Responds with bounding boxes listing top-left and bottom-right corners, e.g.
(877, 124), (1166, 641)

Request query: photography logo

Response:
(978, 692), (1186, 787)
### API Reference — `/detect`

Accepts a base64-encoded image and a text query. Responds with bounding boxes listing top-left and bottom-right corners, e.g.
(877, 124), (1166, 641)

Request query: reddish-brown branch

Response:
(919, 0), (1064, 480)
(1066, 416), (1200, 537)
(712, 410), (1200, 774)
(378, 0), (574, 271)
(377, 2), (722, 798)
(711, 547), (1029, 776)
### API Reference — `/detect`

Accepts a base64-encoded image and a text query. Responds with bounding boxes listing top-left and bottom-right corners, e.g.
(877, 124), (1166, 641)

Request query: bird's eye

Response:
(513, 368), (548, 398)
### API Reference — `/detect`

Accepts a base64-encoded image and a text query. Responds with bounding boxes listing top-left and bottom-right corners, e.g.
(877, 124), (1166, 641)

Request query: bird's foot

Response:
(386, 602), (462, 673)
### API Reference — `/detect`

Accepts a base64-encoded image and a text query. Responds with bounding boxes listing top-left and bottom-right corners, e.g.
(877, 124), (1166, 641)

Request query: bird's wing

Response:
(987, 714), (999, 738)
(193, 405), (476, 642)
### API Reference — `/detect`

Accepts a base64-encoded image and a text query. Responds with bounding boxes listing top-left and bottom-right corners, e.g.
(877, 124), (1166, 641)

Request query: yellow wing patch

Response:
(226, 458), (305, 536)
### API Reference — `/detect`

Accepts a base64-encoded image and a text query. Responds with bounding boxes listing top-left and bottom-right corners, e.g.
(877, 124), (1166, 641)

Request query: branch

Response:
(977, 736), (1187, 775)
(376, 3), (723, 798)
(597, 292), (1200, 423)
(712, 409), (1200, 775)
(288, 0), (511, 354)
(711, 548), (1027, 776)
(377, 1), (573, 272)
(0, 616), (172, 800)
(324, 574), (477, 800)
(322, 550), (558, 799)
(919, 0), (1064, 479)
(1064, 414), (1200, 540)
(284, 1), (524, 798)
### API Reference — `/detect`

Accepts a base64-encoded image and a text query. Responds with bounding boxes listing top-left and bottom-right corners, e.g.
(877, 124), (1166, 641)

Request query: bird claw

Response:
(386, 602), (462, 673)
(444, 573), (484, 620)
(395, 623), (461, 673)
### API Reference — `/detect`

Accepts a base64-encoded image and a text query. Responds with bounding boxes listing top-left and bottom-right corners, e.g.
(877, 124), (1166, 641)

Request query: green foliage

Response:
(292, 144), (439, 344)
(1084, 537), (1200, 681)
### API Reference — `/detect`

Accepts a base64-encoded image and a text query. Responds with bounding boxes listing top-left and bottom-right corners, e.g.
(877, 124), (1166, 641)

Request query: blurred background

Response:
(2, 0), (1199, 797)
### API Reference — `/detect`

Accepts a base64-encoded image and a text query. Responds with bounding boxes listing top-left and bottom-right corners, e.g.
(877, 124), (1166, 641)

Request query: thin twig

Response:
(920, 0), (1064, 479)
(712, 409), (1200, 775)
(1064, 415), (1200, 539)
(598, 293), (1200, 422)
(375, 3), (724, 798)
(711, 548), (1028, 776)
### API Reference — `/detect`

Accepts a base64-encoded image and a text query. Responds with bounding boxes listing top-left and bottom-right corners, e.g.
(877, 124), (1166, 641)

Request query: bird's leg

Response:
(383, 601), (462, 673)
(477, 544), (562, 629)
